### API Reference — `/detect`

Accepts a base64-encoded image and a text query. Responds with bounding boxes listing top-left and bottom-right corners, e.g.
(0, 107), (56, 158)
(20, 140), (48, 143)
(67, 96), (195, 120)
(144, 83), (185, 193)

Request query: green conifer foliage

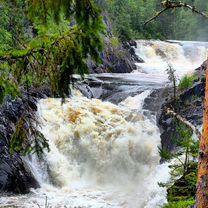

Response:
(0, 0), (105, 155)
(0, 0), (105, 101)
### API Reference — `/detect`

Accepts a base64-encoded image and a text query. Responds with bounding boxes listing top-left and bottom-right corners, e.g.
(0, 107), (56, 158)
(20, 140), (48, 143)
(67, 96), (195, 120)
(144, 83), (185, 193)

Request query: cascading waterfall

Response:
(35, 90), (169, 208)
(0, 91), (170, 208)
(1, 40), (207, 208)
(134, 40), (207, 81)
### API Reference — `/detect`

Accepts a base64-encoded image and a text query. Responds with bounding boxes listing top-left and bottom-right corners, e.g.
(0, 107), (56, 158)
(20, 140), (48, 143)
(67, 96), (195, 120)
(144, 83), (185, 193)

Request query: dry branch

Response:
(144, 0), (208, 25)
(166, 108), (202, 139)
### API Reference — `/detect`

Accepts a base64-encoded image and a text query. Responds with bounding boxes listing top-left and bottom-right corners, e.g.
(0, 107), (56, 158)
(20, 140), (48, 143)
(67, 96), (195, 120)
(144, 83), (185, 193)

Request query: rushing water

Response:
(0, 40), (207, 208)
(134, 40), (207, 83)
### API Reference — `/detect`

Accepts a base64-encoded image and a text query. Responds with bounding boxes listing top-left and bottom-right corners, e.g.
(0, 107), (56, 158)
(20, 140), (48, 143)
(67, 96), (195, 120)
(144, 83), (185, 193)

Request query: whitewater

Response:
(0, 40), (207, 208)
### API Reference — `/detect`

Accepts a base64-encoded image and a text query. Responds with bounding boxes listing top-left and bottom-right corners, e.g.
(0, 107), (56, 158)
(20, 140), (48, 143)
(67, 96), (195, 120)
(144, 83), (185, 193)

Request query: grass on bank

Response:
(163, 199), (195, 208)
(178, 74), (198, 90)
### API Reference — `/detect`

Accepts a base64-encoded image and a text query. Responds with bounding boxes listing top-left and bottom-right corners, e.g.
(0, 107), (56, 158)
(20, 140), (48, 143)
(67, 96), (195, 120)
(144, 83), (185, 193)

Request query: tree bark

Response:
(196, 60), (208, 208)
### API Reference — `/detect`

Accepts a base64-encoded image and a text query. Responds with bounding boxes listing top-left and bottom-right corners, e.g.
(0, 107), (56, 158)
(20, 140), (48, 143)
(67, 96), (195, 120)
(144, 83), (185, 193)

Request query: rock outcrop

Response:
(88, 15), (143, 74)
(158, 79), (205, 152)
(143, 61), (206, 153)
(88, 39), (142, 74)
(0, 88), (51, 194)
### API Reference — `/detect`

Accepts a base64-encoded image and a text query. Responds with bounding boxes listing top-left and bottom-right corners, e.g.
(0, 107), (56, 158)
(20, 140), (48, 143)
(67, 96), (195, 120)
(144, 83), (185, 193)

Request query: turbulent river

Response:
(1, 40), (207, 208)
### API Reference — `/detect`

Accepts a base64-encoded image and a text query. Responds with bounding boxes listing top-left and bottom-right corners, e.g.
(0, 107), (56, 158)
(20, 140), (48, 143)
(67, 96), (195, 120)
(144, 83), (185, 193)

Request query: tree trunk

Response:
(196, 60), (208, 208)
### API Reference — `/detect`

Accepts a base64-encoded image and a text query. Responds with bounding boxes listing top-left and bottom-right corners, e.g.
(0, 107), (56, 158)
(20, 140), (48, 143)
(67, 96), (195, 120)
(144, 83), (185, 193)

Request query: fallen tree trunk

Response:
(166, 108), (201, 139)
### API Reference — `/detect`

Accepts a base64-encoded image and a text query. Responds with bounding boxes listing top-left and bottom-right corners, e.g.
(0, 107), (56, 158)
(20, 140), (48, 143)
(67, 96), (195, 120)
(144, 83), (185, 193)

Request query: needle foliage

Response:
(0, 0), (105, 155)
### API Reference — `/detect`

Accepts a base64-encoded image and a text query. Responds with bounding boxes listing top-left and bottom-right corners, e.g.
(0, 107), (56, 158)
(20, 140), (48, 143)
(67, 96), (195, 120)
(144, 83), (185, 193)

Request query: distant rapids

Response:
(134, 40), (207, 81)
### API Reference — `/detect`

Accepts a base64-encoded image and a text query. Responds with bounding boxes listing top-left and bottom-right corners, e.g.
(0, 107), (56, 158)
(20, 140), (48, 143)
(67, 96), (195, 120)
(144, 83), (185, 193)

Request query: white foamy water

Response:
(134, 40), (207, 82)
(1, 40), (206, 208)
(0, 91), (171, 208)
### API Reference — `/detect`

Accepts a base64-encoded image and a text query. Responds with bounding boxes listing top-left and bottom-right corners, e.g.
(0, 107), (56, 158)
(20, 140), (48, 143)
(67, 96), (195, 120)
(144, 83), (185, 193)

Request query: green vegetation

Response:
(178, 74), (198, 90)
(163, 199), (195, 208)
(160, 122), (199, 207)
(0, 0), (105, 101)
(166, 63), (177, 100)
(98, 0), (208, 41)
(0, 0), (105, 155)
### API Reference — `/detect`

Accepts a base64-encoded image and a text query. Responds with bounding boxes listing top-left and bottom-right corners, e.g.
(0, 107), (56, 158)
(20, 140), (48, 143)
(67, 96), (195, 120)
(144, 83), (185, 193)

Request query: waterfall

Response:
(0, 90), (170, 208)
(134, 40), (207, 81)
(35, 90), (169, 207)
(1, 40), (207, 207)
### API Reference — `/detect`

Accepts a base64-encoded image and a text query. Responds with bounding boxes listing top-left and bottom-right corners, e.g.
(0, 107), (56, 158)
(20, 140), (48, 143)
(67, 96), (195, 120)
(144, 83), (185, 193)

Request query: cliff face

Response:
(88, 40), (141, 74)
(88, 15), (143, 74)
(0, 98), (38, 194)
(158, 80), (205, 152)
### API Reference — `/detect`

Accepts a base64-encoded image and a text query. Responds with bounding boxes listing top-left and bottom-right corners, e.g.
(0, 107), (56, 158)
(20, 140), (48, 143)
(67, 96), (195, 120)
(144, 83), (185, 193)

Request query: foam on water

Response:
(0, 91), (171, 208)
(134, 40), (207, 82)
(3, 40), (206, 207)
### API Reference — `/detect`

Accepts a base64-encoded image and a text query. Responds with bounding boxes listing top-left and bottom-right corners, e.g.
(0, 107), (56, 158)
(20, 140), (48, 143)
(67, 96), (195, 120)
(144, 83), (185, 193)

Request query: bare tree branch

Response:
(144, 0), (208, 26)
(144, 8), (169, 26)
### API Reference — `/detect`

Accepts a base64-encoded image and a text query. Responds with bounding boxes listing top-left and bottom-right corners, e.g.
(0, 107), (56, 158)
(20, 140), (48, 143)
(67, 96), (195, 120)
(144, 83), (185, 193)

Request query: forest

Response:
(0, 0), (208, 208)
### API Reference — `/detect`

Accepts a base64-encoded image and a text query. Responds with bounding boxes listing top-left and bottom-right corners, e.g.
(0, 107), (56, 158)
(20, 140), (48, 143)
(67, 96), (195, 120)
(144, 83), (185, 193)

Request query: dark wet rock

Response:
(128, 40), (137, 48)
(143, 87), (171, 114)
(143, 61), (206, 153)
(143, 87), (179, 152)
(0, 87), (51, 194)
(75, 73), (164, 104)
(88, 39), (138, 74)
(123, 41), (144, 63)
(76, 77), (144, 104)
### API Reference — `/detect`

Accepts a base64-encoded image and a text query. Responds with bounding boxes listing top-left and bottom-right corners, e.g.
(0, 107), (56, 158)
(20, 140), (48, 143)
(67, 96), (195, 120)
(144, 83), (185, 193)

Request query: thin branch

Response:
(166, 108), (202, 139)
(144, 0), (208, 26)
(144, 8), (168, 26)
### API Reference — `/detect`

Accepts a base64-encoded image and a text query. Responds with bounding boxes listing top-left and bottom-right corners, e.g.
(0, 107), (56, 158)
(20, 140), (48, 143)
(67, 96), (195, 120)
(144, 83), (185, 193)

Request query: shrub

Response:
(178, 74), (198, 90)
(109, 37), (120, 49)
(163, 199), (195, 208)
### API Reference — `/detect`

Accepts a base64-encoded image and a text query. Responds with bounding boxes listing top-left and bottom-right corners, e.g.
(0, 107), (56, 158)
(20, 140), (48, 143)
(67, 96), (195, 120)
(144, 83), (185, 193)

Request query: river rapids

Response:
(0, 40), (207, 208)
